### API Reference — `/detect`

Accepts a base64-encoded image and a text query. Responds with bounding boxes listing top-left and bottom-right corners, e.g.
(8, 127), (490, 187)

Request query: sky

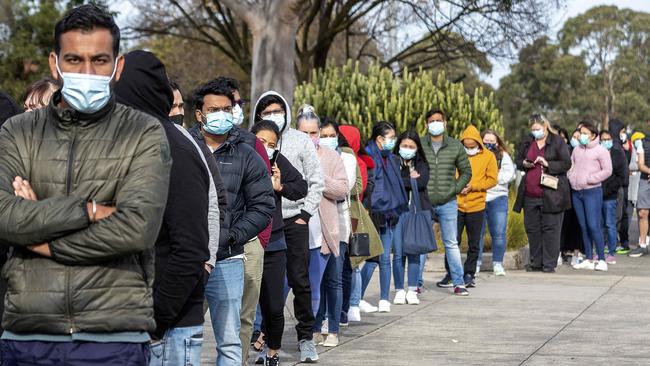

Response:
(482, 0), (650, 87)
(112, 0), (650, 89)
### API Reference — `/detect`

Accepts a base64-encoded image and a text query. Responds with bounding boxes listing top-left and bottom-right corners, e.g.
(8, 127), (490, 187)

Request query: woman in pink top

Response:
(568, 122), (613, 271)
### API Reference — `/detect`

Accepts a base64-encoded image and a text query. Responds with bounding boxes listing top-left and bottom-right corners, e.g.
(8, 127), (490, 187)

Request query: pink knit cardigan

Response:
(317, 147), (349, 257)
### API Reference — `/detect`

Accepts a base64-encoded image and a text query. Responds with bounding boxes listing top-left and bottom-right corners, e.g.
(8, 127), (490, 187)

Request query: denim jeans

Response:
(350, 267), (361, 307)
(479, 196), (509, 264)
(392, 221), (421, 290)
(360, 261), (377, 298)
(433, 199), (464, 286)
(359, 225), (393, 301)
(149, 325), (203, 366)
(572, 187), (605, 261)
(308, 248), (330, 316)
(418, 254), (426, 287)
(205, 257), (244, 366)
(602, 199), (618, 255)
(314, 243), (347, 334)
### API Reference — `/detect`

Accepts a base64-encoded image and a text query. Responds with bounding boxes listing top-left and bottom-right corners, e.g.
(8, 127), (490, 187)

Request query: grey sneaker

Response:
(629, 246), (647, 258)
(299, 339), (319, 363)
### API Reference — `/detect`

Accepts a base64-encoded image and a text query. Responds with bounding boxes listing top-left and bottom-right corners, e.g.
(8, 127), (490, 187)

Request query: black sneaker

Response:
(629, 246), (647, 258)
(463, 274), (475, 288)
(340, 311), (349, 327)
(265, 353), (280, 366)
(454, 286), (469, 296)
(436, 274), (453, 288)
(525, 264), (543, 272)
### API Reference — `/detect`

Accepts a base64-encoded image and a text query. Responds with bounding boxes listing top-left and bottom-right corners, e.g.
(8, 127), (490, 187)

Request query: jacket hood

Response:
(114, 50), (173, 123)
(0, 92), (20, 126)
(459, 125), (486, 151)
(253, 91), (292, 133)
(340, 125), (361, 154)
(609, 119), (625, 143)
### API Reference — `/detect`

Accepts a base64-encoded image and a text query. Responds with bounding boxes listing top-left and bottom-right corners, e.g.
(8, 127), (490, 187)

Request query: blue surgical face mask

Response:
(56, 58), (117, 114)
(319, 137), (339, 150)
(570, 138), (579, 148)
(232, 104), (244, 126)
(428, 121), (445, 136)
(266, 113), (286, 131)
(579, 133), (590, 146)
(601, 140), (613, 150)
(531, 129), (545, 140)
(399, 147), (416, 160)
(382, 137), (396, 151)
(202, 111), (234, 135)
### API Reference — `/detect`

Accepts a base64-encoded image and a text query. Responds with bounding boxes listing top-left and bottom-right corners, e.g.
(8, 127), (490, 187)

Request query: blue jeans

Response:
(479, 196), (509, 264)
(205, 257), (244, 366)
(360, 261), (377, 298)
(350, 267), (361, 307)
(149, 325), (203, 366)
(418, 254), (426, 287)
(392, 221), (421, 289)
(602, 199), (618, 255)
(360, 226), (393, 300)
(314, 243), (346, 334)
(308, 248), (330, 316)
(433, 199), (464, 286)
(572, 187), (605, 261)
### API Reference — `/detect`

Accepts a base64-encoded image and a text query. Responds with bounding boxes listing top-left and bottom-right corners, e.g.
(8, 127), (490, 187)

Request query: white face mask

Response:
(465, 146), (480, 156)
(266, 113), (286, 131)
(232, 104), (244, 126)
(265, 146), (276, 160)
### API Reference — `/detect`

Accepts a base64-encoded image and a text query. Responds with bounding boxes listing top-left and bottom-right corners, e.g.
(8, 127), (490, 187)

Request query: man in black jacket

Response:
(600, 130), (628, 264)
(192, 79), (275, 365)
(114, 50), (216, 366)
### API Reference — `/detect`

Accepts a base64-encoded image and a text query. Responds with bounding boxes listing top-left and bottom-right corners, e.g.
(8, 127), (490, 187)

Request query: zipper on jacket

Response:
(66, 127), (78, 196)
(65, 126), (77, 333)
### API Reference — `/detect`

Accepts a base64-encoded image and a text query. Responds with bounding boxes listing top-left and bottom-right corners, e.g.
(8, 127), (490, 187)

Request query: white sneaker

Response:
(405, 290), (420, 305)
(321, 319), (329, 335)
(359, 300), (378, 313)
(570, 254), (583, 267)
(313, 332), (324, 345)
(378, 299), (391, 313)
(493, 262), (506, 276)
(393, 290), (406, 305)
(322, 333), (339, 347)
(557, 253), (563, 266)
(348, 306), (361, 322)
(595, 260), (608, 272)
(572, 259), (594, 270)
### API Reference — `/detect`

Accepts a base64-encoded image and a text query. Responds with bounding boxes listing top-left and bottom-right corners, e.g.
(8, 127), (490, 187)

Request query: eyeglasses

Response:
(204, 105), (233, 114)
(261, 109), (285, 117)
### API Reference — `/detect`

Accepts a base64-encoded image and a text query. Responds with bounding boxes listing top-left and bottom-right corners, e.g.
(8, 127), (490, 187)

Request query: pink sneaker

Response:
(606, 255), (616, 264)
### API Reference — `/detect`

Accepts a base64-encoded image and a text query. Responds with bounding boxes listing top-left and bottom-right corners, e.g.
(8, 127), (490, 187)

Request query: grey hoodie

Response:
(254, 91), (324, 221)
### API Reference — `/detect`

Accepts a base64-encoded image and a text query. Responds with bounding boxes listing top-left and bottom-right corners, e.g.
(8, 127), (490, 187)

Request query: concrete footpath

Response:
(201, 254), (650, 365)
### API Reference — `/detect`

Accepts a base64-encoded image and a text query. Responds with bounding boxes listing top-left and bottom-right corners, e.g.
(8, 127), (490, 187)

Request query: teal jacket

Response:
(422, 134), (472, 206)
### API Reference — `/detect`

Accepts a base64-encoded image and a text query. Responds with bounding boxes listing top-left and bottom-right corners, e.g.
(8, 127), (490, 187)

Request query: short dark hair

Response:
(255, 95), (286, 122)
(251, 120), (281, 140)
(193, 79), (235, 111)
(425, 109), (446, 121)
(579, 121), (599, 137)
(214, 77), (241, 93)
(54, 4), (120, 57)
(169, 80), (181, 94)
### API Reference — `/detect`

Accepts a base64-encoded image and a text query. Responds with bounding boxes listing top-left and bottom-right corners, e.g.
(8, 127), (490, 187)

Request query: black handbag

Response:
(349, 194), (371, 257)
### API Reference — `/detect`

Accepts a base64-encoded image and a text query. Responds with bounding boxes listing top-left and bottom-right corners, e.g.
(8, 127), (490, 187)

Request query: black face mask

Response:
(170, 114), (184, 125)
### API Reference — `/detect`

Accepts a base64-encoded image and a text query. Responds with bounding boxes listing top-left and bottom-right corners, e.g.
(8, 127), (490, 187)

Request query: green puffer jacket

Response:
(422, 134), (472, 206)
(0, 92), (171, 335)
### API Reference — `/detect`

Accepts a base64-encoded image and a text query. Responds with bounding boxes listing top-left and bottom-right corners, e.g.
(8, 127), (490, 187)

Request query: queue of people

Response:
(0, 4), (647, 366)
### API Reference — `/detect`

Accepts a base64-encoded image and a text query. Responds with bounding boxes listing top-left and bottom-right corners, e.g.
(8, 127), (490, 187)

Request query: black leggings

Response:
(259, 249), (287, 350)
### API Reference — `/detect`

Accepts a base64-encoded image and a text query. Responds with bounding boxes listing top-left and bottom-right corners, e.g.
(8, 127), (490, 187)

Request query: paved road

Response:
(201, 252), (650, 365)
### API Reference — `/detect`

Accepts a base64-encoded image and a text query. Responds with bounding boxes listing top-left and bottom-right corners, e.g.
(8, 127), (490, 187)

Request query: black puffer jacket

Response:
(191, 127), (275, 259)
(514, 133), (571, 214)
(0, 91), (171, 334)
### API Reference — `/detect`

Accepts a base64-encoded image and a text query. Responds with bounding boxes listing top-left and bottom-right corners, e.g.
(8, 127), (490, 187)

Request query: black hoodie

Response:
(609, 119), (630, 187)
(0, 92), (20, 126)
(114, 50), (212, 339)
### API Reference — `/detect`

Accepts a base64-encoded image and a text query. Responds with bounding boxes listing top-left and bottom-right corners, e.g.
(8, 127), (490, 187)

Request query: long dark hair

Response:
(321, 116), (350, 148)
(368, 121), (395, 146)
(394, 129), (428, 165)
